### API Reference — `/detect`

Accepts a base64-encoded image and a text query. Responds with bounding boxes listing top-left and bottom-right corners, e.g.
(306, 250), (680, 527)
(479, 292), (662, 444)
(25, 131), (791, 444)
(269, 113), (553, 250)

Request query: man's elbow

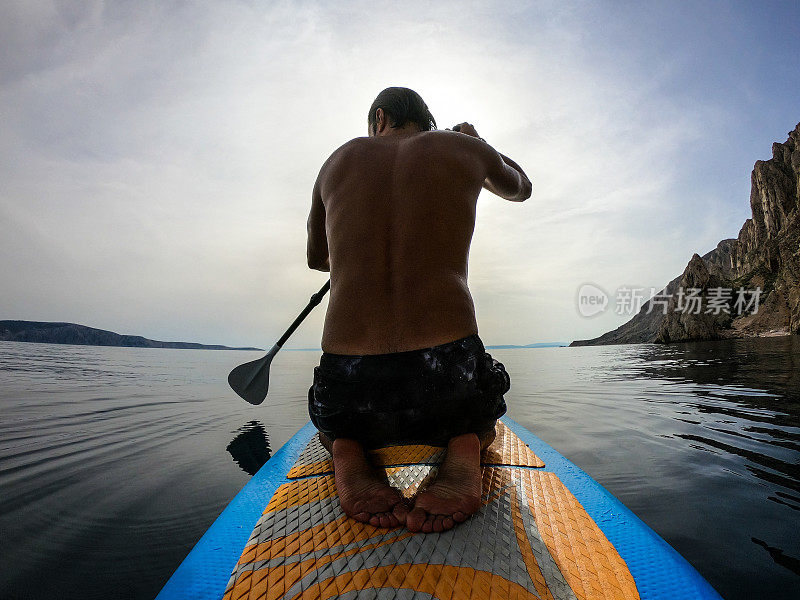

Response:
(307, 255), (330, 272)
(307, 237), (330, 271)
(519, 178), (532, 201)
(509, 177), (532, 202)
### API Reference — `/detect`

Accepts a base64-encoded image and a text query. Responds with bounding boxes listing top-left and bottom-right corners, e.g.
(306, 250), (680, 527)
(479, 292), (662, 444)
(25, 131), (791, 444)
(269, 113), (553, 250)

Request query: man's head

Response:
(368, 87), (437, 136)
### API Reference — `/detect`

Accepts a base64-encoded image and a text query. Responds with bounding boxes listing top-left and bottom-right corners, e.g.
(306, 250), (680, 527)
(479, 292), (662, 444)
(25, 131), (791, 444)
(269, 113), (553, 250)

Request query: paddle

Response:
(228, 280), (331, 405)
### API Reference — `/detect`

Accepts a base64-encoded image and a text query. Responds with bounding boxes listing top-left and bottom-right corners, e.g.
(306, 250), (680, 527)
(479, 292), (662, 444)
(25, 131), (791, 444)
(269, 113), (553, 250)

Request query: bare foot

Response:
(406, 433), (482, 533)
(332, 438), (409, 528)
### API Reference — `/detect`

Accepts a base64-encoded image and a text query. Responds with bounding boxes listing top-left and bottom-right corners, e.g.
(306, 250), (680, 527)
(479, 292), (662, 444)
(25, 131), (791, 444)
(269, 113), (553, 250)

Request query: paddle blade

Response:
(228, 354), (273, 405)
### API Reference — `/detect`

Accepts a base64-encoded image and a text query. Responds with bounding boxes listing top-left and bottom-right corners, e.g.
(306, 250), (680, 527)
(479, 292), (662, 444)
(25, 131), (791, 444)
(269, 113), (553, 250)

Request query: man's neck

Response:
(378, 125), (423, 138)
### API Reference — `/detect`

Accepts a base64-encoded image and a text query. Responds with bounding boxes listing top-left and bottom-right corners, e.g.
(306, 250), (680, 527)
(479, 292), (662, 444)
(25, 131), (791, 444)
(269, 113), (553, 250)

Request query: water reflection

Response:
(605, 336), (800, 579)
(617, 336), (800, 403)
(226, 421), (272, 476)
(3, 339), (798, 599)
(752, 538), (800, 576)
(615, 340), (800, 489)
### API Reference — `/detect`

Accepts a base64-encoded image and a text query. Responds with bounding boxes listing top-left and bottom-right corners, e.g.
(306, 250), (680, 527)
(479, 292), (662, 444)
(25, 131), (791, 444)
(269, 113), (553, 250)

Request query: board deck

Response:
(157, 418), (723, 600)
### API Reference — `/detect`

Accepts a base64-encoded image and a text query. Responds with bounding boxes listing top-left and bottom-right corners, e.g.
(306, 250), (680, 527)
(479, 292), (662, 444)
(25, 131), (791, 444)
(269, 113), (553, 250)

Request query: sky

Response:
(1, 0), (799, 348)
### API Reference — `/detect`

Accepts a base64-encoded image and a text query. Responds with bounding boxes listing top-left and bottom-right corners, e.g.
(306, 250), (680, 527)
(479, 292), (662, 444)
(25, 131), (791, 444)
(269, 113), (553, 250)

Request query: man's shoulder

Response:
(321, 137), (373, 167)
(332, 136), (372, 154)
(334, 131), (467, 150)
(321, 131), (486, 173)
(414, 130), (493, 159)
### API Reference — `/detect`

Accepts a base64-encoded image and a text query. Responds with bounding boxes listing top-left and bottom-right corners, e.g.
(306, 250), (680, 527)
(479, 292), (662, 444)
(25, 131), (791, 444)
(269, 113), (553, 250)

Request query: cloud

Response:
(2, 1), (797, 346)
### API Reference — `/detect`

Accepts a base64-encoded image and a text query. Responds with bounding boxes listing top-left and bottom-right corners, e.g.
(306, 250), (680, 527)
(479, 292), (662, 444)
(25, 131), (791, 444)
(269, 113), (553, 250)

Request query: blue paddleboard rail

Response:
(157, 418), (723, 600)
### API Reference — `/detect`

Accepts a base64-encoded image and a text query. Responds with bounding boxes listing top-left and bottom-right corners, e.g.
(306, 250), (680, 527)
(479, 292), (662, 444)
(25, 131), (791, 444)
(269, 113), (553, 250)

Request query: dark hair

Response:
(368, 87), (437, 134)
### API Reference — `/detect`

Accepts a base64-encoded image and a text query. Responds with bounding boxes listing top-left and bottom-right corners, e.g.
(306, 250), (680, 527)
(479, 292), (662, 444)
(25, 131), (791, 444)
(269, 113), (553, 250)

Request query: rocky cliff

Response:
(572, 122), (800, 346)
(0, 320), (262, 350)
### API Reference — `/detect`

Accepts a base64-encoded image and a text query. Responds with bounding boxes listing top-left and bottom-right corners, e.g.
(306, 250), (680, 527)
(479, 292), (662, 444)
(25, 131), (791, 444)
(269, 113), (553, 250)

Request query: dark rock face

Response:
(655, 254), (734, 343)
(572, 122), (800, 346)
(0, 320), (261, 350)
(570, 274), (683, 346)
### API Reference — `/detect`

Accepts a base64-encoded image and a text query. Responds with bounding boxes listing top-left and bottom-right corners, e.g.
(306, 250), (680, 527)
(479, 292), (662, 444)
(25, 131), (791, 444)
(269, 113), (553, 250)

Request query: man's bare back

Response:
(308, 124), (531, 354)
(306, 88), (530, 533)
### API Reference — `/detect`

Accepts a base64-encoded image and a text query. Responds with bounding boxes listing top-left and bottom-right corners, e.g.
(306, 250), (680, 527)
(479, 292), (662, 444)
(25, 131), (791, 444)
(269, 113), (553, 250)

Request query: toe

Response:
(421, 516), (435, 533)
(442, 516), (455, 530)
(406, 507), (426, 532)
(392, 502), (409, 524)
(380, 512), (397, 528)
(452, 511), (468, 523)
(353, 511), (372, 523)
(432, 515), (445, 533)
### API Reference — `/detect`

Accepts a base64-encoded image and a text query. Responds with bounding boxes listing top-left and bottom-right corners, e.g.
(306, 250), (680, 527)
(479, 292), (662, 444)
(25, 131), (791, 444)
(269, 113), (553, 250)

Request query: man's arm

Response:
(306, 176), (330, 272)
(453, 122), (532, 202)
(483, 150), (532, 202)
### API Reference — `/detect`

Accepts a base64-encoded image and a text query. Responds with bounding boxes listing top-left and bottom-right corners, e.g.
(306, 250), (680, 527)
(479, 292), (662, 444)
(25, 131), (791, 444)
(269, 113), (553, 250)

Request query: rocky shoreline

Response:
(572, 122), (800, 346)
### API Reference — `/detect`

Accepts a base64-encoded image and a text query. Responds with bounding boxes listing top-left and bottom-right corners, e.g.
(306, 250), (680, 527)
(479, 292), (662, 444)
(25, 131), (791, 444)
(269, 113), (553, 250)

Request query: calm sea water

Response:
(1, 338), (798, 599)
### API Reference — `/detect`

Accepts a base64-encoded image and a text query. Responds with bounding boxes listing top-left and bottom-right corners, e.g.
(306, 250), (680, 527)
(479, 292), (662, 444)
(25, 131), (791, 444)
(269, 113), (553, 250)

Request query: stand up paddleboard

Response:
(157, 417), (722, 600)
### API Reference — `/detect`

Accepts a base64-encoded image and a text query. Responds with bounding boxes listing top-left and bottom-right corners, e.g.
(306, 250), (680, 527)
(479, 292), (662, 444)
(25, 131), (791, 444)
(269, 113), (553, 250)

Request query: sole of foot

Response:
(333, 438), (410, 528)
(406, 434), (483, 533)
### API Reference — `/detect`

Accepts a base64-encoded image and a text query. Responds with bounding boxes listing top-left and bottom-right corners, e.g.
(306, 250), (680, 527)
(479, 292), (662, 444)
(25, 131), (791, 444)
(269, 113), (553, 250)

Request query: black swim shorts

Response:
(308, 334), (510, 449)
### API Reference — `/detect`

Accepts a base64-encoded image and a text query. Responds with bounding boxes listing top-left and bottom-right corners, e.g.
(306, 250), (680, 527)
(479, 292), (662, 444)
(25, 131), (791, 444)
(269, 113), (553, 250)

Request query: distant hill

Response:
(0, 321), (262, 351)
(572, 122), (800, 346)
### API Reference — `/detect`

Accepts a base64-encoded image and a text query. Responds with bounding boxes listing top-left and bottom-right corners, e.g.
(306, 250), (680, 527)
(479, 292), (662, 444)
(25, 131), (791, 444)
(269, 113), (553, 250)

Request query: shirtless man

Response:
(306, 87), (531, 533)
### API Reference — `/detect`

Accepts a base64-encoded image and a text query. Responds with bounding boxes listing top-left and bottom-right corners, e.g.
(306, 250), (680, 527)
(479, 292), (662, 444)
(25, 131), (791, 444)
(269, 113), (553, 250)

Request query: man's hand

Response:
(452, 122), (482, 139)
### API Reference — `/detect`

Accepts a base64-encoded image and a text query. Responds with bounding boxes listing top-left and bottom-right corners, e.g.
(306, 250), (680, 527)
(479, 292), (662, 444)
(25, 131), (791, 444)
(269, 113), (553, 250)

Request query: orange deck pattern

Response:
(223, 424), (640, 600)
(286, 421), (544, 479)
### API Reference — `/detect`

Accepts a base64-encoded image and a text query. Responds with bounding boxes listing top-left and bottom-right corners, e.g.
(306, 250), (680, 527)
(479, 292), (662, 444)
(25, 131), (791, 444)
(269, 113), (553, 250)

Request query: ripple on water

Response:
(1, 339), (798, 600)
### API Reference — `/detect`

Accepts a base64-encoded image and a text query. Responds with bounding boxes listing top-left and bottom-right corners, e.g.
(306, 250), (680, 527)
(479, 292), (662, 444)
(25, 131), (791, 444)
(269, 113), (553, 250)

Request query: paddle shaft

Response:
(275, 280), (330, 349)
